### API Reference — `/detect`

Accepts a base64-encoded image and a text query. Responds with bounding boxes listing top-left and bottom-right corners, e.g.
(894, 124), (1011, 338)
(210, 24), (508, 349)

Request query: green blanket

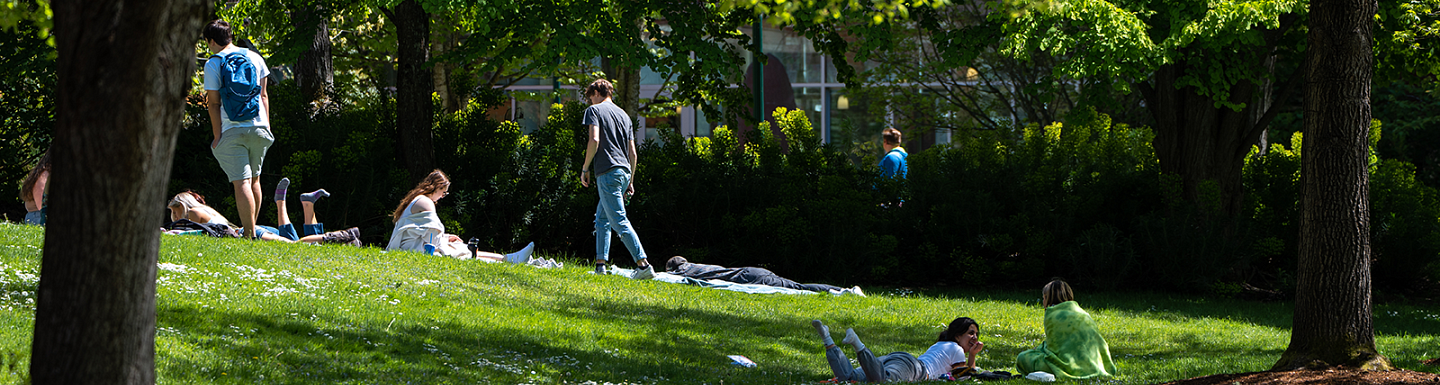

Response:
(1016, 301), (1119, 380)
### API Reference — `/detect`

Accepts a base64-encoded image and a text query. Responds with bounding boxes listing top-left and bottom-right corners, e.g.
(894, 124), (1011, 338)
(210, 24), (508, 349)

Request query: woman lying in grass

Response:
(1016, 278), (1119, 380)
(166, 181), (360, 246)
(386, 169), (541, 265)
(810, 317), (983, 382)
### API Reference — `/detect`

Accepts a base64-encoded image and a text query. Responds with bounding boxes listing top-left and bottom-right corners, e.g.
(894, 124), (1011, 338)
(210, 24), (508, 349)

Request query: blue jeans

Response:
(23, 208), (45, 226)
(256, 223), (323, 241)
(594, 167), (646, 263)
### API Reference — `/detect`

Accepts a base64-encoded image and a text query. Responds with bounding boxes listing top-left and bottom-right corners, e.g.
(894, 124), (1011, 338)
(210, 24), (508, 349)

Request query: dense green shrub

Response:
(630, 107), (893, 283)
(1244, 124), (1440, 293)
(901, 107), (1166, 289)
(433, 101), (592, 254)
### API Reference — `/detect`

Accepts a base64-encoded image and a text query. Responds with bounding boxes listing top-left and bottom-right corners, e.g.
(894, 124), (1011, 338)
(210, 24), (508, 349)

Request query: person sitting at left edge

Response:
(665, 256), (864, 296)
(19, 151), (50, 225)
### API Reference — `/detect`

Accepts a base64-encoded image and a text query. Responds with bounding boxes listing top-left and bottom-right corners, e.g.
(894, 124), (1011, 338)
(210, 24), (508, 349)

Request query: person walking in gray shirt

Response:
(579, 79), (654, 279)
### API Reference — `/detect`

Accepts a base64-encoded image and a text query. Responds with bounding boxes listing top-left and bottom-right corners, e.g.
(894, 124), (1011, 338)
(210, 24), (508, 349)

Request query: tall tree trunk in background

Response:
(388, 0), (435, 180)
(30, 0), (206, 383)
(431, 30), (467, 113)
(1272, 0), (1392, 371)
(1143, 65), (1272, 217)
(600, 15), (644, 131)
(601, 58), (641, 131)
(1137, 18), (1296, 217)
(293, 2), (333, 106)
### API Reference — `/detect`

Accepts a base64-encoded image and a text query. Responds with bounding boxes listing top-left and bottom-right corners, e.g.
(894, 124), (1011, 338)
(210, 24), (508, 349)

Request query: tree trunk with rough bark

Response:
(1138, 18), (1296, 217)
(30, 0), (206, 383)
(1144, 63), (1271, 216)
(389, 0), (435, 180)
(1272, 0), (1392, 371)
(293, 3), (333, 105)
(601, 58), (642, 130)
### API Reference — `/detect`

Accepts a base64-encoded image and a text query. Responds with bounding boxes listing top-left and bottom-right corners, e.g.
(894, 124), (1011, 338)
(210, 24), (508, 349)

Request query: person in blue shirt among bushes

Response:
(879, 127), (908, 180)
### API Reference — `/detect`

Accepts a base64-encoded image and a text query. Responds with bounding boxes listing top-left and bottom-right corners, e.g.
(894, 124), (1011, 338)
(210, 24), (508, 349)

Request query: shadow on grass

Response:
(156, 291), (853, 383)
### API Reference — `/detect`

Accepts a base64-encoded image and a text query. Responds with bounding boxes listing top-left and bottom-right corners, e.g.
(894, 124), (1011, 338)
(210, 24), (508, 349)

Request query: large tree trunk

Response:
(601, 58), (641, 128)
(1139, 19), (1296, 217)
(600, 15), (644, 130)
(389, 0), (435, 180)
(1272, 0), (1392, 371)
(1145, 63), (1269, 216)
(293, 2), (334, 106)
(30, 0), (206, 383)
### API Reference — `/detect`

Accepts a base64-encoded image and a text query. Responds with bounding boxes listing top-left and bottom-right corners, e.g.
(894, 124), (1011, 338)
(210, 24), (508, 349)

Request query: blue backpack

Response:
(210, 51), (262, 121)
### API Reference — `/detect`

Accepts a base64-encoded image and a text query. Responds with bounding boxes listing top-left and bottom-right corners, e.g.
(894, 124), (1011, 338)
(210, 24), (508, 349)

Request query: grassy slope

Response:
(0, 223), (1436, 384)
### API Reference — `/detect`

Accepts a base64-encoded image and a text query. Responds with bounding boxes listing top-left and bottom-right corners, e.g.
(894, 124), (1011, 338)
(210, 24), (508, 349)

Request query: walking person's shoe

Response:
(631, 264), (655, 280)
(594, 263), (607, 275)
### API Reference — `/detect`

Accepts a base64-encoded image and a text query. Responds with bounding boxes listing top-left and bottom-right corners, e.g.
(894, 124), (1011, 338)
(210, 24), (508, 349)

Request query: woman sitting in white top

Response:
(386, 169), (541, 265)
(810, 317), (983, 382)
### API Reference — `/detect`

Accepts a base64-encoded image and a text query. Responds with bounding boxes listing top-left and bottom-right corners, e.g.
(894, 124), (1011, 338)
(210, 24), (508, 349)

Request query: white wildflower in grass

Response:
(157, 262), (191, 273)
(262, 285), (297, 297)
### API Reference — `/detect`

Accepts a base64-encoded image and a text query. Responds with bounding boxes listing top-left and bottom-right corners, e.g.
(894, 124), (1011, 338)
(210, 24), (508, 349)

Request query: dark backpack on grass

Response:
(210, 51), (262, 121)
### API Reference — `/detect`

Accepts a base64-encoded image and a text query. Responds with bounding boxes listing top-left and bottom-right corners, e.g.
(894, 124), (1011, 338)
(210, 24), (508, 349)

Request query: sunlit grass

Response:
(0, 223), (1436, 384)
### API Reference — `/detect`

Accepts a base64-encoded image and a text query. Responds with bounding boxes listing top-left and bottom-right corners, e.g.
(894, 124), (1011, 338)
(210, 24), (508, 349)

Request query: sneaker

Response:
(322, 227), (361, 247)
(345, 228), (361, 247)
(594, 263), (607, 275)
(631, 264), (655, 280)
(847, 286), (866, 297)
(549, 258), (564, 268)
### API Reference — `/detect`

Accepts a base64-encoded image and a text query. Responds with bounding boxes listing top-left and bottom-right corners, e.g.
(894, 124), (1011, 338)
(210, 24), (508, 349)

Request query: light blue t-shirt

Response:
(203, 46), (271, 133)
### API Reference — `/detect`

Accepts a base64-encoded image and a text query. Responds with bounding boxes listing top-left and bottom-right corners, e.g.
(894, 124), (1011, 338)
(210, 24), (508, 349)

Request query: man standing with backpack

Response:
(203, 19), (273, 239)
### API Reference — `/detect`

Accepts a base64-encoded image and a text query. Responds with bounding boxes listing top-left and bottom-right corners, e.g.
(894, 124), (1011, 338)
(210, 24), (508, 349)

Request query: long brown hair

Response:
(20, 151), (51, 203)
(168, 191), (231, 226)
(392, 169), (450, 221)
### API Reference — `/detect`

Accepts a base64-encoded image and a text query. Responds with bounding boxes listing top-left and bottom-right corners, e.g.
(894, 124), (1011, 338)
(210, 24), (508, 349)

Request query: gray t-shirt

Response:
(582, 100), (634, 173)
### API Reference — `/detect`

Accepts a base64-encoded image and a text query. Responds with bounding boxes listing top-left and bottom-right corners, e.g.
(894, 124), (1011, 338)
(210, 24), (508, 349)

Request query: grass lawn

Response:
(0, 222), (1436, 384)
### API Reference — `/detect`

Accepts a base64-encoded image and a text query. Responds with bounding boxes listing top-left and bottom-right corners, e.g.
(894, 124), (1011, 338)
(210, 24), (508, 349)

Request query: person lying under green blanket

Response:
(1016, 278), (1120, 380)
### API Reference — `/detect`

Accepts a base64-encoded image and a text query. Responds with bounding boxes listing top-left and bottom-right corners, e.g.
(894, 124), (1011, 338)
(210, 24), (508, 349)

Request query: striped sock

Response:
(300, 189), (330, 203)
(274, 178), (290, 202)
